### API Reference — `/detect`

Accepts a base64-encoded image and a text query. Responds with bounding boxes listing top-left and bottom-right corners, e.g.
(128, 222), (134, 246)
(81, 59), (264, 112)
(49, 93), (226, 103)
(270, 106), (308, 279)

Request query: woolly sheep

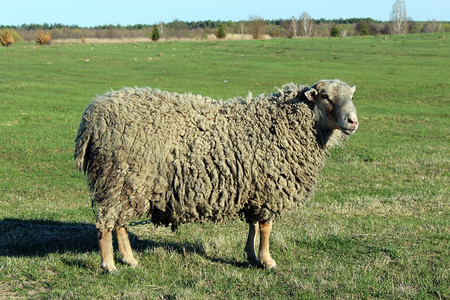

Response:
(75, 80), (358, 272)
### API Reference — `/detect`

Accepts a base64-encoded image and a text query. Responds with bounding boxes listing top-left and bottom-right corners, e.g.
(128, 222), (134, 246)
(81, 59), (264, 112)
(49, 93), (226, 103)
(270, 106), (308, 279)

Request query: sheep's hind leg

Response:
(258, 220), (277, 269)
(98, 228), (117, 272)
(115, 227), (138, 268)
(244, 222), (260, 266)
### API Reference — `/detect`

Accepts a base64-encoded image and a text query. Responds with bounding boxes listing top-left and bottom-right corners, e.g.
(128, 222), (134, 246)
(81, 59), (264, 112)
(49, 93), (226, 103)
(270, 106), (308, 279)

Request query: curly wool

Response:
(75, 84), (345, 231)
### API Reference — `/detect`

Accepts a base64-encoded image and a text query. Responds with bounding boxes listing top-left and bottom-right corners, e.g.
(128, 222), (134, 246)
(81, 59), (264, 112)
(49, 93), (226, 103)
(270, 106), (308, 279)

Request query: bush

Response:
(215, 23), (226, 39)
(267, 24), (285, 38)
(0, 30), (14, 46)
(331, 25), (341, 37)
(36, 31), (52, 45)
(2, 29), (22, 43)
(357, 22), (370, 36)
(200, 31), (208, 40)
(151, 25), (160, 41)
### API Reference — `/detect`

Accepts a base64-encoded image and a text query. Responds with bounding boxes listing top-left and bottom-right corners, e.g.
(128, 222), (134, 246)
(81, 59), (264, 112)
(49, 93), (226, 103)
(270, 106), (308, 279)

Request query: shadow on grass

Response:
(131, 234), (251, 268)
(0, 218), (98, 256)
(0, 218), (251, 268)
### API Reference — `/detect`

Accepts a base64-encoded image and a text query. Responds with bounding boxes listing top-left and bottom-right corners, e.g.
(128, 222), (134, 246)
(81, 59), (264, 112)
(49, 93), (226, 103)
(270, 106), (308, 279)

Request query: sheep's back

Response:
(82, 88), (234, 228)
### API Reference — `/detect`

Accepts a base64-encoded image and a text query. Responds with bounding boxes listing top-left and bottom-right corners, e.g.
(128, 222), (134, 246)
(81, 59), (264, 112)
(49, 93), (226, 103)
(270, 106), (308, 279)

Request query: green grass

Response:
(1, 34), (449, 299)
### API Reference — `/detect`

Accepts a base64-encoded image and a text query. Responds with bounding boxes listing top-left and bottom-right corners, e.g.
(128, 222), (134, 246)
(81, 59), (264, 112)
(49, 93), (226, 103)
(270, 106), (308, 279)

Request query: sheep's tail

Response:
(74, 114), (91, 174)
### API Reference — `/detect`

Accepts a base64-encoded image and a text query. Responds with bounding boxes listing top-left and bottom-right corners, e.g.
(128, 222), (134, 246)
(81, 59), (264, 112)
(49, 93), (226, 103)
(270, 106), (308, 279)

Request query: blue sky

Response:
(2, 0), (448, 27)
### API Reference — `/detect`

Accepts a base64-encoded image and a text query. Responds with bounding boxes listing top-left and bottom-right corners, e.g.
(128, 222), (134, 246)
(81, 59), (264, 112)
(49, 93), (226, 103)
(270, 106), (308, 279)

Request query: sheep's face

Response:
(305, 80), (358, 135)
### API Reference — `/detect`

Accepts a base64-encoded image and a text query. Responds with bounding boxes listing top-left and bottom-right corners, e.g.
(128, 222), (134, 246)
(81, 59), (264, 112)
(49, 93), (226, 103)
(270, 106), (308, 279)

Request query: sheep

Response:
(74, 79), (358, 272)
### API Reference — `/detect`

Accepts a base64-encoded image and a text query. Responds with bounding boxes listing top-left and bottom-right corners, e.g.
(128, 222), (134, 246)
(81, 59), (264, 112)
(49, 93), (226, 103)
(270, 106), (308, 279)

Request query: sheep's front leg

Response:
(115, 227), (138, 267)
(258, 220), (277, 269)
(244, 222), (259, 266)
(98, 229), (117, 272)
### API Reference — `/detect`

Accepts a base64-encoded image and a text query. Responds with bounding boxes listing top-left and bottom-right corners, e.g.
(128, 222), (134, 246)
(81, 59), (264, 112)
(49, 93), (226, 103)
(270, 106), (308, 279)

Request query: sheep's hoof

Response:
(101, 262), (118, 273)
(246, 258), (263, 268)
(122, 257), (138, 268)
(244, 254), (261, 268)
(261, 259), (277, 270)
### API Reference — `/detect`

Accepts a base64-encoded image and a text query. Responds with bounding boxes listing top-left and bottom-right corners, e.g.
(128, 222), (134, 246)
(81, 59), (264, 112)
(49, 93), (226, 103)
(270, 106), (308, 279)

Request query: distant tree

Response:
(215, 23), (227, 39)
(318, 24), (330, 37)
(390, 0), (408, 34)
(422, 20), (442, 33)
(239, 21), (245, 36)
(357, 22), (370, 35)
(331, 24), (341, 37)
(159, 22), (164, 38)
(170, 19), (187, 38)
(340, 24), (354, 37)
(249, 15), (265, 39)
(0, 30), (14, 46)
(267, 23), (285, 38)
(408, 20), (421, 33)
(289, 16), (298, 38)
(7, 17), (442, 42)
(151, 25), (160, 41)
(299, 12), (314, 37)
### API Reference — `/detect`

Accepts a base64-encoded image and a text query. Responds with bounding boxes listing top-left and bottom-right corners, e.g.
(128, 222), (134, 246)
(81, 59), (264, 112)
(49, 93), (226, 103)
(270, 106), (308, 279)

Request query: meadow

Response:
(0, 34), (448, 299)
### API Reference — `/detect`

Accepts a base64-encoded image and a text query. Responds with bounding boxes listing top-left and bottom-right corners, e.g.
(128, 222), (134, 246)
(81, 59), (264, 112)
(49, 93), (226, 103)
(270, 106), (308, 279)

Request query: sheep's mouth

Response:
(339, 126), (357, 135)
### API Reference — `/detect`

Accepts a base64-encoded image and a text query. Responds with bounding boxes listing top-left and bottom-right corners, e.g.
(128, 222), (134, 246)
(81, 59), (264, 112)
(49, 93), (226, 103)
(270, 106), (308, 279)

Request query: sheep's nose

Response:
(347, 117), (358, 128)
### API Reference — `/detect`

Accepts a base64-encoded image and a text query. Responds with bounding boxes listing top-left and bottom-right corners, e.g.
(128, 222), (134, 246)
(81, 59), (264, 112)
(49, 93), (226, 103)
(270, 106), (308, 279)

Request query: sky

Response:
(1, 0), (448, 27)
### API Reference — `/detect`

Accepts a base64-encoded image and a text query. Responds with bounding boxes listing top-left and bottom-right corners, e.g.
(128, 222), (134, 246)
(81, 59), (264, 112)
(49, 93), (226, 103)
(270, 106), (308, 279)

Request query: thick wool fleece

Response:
(75, 84), (345, 231)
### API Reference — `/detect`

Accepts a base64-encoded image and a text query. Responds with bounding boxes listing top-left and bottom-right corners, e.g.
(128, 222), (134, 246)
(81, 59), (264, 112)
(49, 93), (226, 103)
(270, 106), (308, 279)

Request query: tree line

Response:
(1, 16), (448, 43)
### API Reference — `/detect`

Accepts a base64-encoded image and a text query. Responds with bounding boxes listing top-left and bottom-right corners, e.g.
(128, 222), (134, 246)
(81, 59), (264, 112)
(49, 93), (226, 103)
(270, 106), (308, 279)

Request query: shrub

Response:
(267, 24), (285, 38)
(357, 22), (370, 36)
(287, 26), (296, 38)
(2, 29), (22, 43)
(36, 31), (52, 45)
(151, 25), (160, 41)
(331, 25), (341, 37)
(215, 23), (227, 39)
(200, 31), (208, 40)
(0, 30), (14, 46)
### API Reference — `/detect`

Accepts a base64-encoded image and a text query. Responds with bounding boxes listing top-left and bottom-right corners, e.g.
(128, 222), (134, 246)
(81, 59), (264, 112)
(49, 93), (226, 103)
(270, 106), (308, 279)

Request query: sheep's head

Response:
(305, 80), (358, 135)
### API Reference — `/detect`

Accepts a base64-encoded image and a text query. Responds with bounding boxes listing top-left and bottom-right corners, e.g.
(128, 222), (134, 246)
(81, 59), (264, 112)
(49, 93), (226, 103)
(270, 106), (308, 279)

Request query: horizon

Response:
(3, 17), (436, 29)
(1, 0), (449, 28)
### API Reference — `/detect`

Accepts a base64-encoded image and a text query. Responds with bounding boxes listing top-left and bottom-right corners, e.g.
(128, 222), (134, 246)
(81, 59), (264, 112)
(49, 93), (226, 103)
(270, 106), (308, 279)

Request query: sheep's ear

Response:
(305, 88), (318, 101)
(351, 85), (356, 93)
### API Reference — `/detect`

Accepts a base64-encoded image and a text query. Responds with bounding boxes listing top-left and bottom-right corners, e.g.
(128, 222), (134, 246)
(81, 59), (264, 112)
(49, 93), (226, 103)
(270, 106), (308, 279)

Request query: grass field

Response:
(0, 34), (449, 299)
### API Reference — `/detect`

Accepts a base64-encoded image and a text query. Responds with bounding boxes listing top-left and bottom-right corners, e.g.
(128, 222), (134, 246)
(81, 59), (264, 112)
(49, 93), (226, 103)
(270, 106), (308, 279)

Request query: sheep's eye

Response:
(321, 94), (333, 104)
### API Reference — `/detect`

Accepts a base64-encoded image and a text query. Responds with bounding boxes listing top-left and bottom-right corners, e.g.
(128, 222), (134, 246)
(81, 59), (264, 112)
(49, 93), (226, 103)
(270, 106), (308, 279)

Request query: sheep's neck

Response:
(278, 96), (345, 149)
(312, 106), (346, 149)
